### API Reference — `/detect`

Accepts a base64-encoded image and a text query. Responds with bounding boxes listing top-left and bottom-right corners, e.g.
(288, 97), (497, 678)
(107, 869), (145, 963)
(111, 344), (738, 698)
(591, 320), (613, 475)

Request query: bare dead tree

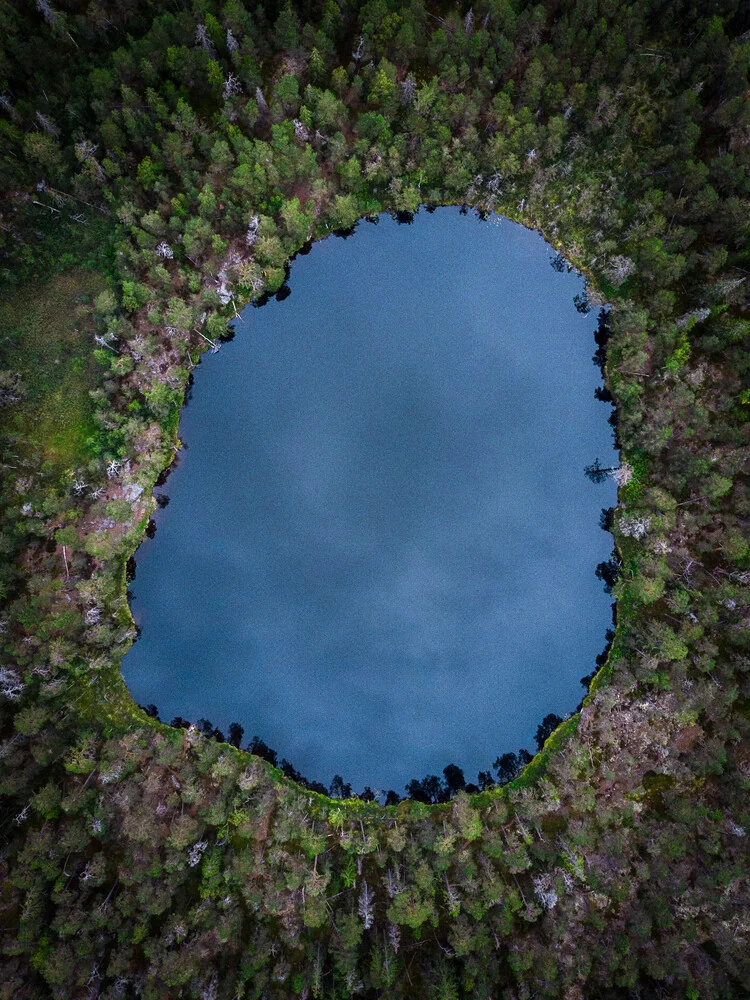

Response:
(387, 922), (401, 954)
(358, 881), (374, 930)
(0, 665), (25, 701)
(35, 0), (58, 26)
(222, 73), (242, 101)
(399, 76), (417, 106)
(293, 119), (310, 143)
(0, 95), (19, 121)
(620, 514), (652, 539)
(36, 111), (60, 137)
(195, 22), (213, 53)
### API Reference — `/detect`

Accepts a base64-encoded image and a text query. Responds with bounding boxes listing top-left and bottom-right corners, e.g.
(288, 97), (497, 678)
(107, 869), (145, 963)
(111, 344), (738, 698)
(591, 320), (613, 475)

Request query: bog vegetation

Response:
(0, 1), (748, 998)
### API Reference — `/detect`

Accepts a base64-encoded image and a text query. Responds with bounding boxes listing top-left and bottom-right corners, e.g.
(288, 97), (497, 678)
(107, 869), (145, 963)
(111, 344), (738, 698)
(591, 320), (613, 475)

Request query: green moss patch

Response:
(0, 269), (108, 468)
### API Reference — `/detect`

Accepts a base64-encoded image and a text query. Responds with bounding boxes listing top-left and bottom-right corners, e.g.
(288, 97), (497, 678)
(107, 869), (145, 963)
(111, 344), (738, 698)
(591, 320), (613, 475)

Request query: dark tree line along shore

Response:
(139, 705), (568, 803)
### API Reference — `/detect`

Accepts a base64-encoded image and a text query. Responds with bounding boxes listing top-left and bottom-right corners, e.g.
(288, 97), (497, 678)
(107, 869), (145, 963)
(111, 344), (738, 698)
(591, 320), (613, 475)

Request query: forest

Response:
(0, 0), (749, 997)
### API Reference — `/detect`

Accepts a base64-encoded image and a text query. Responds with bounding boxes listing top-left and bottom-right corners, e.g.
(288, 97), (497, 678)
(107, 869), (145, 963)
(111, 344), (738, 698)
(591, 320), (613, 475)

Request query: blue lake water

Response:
(122, 208), (617, 793)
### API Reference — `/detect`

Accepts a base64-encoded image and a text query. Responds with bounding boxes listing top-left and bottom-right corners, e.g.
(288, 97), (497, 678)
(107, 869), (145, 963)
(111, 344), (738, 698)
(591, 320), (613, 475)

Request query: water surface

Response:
(123, 208), (616, 791)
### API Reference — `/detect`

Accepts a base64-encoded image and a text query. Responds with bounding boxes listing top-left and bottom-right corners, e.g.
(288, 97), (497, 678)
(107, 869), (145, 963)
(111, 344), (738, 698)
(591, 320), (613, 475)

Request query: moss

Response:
(0, 269), (109, 468)
(510, 716), (580, 790)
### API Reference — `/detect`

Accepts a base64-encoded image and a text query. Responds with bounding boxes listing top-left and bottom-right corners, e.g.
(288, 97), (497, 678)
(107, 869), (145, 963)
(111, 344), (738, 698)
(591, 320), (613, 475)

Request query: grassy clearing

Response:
(0, 200), (115, 288)
(0, 268), (108, 468)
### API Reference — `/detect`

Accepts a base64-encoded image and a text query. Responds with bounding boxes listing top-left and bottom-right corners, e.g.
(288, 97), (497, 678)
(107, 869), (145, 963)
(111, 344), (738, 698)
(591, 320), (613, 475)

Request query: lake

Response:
(122, 207), (617, 793)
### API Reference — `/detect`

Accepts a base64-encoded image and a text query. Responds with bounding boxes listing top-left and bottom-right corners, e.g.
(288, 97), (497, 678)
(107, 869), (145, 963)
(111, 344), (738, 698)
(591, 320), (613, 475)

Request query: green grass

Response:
(0, 268), (109, 468)
(0, 201), (116, 289)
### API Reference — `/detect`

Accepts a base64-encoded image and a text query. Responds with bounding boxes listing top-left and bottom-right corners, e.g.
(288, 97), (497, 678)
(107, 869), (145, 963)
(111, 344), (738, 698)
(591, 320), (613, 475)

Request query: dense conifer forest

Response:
(1, 0), (749, 996)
